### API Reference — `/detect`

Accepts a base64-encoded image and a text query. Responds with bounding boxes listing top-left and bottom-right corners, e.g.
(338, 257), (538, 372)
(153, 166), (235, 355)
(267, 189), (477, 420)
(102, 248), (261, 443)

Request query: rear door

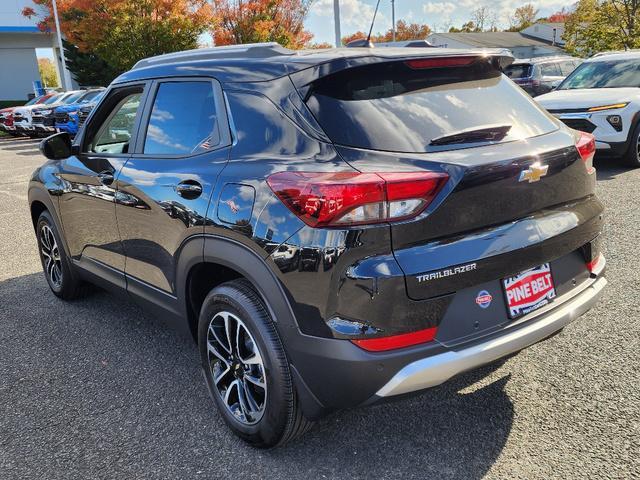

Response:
(115, 78), (231, 298)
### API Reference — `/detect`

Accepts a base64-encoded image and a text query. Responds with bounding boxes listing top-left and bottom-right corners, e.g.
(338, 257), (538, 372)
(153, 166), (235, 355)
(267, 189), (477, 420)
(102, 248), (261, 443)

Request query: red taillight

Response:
(405, 56), (477, 69)
(351, 326), (438, 352)
(576, 131), (596, 174)
(266, 171), (448, 228)
(587, 253), (604, 274)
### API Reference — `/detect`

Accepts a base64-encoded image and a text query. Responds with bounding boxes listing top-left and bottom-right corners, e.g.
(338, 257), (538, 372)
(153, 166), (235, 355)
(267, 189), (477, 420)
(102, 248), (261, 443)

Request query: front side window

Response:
(86, 90), (143, 155)
(143, 81), (219, 155)
(558, 58), (640, 90)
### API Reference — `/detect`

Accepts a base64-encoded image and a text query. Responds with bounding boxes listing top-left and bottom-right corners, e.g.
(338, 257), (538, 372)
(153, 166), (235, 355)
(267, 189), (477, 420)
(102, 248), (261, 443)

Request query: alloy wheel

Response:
(206, 311), (267, 425)
(40, 224), (62, 288)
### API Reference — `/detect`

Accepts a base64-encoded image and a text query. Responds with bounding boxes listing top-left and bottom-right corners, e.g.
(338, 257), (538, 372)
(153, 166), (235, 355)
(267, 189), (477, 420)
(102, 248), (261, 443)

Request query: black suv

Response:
(31, 44), (606, 447)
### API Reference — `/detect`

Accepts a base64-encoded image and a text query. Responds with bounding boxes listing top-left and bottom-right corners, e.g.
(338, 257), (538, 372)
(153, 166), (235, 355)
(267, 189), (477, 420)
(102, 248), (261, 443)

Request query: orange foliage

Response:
(212, 0), (314, 49)
(341, 21), (431, 46)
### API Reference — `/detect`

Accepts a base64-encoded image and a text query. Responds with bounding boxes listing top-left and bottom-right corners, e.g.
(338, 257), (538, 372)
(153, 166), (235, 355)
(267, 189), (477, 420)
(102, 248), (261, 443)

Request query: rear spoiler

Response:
(290, 49), (514, 90)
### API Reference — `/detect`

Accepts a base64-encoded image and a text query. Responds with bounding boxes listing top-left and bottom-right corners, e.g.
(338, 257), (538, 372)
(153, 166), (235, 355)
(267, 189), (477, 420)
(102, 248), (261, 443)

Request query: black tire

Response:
(198, 279), (312, 448)
(623, 121), (640, 168)
(36, 210), (87, 300)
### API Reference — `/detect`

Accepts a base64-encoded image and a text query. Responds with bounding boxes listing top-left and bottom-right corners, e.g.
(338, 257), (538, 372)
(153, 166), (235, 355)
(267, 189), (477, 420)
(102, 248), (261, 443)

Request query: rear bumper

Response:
(372, 274), (606, 399)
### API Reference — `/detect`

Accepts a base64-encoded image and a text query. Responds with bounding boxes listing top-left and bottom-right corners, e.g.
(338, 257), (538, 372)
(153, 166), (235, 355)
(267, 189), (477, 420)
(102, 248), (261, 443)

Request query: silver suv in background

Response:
(505, 56), (582, 96)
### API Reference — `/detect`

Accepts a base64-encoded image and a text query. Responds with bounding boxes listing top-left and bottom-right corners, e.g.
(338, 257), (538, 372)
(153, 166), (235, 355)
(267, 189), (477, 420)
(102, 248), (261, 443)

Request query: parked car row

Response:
(0, 88), (104, 139)
(535, 51), (640, 167)
(504, 56), (583, 97)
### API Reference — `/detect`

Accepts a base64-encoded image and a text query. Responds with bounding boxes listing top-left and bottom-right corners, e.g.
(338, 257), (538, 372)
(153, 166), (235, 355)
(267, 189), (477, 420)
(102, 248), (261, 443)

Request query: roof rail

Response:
(132, 42), (295, 70)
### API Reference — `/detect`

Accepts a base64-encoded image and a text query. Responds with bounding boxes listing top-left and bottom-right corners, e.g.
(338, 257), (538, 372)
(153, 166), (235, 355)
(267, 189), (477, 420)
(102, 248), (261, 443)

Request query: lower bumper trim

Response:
(373, 276), (607, 398)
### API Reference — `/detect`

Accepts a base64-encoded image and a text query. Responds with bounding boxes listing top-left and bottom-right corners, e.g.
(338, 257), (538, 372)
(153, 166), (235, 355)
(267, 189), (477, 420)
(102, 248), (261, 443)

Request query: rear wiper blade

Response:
(429, 124), (512, 146)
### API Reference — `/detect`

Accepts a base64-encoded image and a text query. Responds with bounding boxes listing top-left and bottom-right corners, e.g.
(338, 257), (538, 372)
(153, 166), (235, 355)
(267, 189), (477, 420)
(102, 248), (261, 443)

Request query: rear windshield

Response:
(504, 64), (532, 79)
(305, 59), (557, 153)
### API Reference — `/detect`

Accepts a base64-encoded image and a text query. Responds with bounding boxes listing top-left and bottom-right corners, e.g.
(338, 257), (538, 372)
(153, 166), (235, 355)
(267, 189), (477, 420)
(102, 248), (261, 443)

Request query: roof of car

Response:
(588, 50), (640, 61)
(510, 56), (579, 65)
(115, 43), (514, 84)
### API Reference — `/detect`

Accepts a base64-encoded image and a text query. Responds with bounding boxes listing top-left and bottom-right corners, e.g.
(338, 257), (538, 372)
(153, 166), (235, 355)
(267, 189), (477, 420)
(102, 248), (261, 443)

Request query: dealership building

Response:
(0, 0), (75, 101)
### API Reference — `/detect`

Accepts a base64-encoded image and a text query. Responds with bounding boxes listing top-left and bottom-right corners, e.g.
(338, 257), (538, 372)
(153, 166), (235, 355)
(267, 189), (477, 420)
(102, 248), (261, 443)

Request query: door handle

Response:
(176, 181), (203, 199)
(97, 171), (114, 185)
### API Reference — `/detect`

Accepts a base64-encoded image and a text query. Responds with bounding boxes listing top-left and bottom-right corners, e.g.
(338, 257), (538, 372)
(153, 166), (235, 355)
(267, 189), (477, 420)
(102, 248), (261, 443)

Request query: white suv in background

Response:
(536, 51), (640, 167)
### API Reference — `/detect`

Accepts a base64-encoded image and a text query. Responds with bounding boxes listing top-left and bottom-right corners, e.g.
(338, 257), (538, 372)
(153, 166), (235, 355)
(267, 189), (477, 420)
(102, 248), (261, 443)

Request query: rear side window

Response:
(504, 64), (531, 79)
(305, 59), (557, 153)
(143, 81), (219, 155)
(540, 62), (561, 76)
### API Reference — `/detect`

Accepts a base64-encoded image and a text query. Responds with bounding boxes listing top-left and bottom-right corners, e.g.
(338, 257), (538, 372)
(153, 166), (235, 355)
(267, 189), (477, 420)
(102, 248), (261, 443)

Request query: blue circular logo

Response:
(475, 290), (493, 309)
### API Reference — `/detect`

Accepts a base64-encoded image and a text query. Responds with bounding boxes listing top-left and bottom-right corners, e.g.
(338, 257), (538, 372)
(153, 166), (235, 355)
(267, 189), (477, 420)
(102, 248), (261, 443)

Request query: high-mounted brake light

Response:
(576, 131), (596, 174)
(351, 326), (438, 352)
(266, 171), (449, 228)
(405, 56), (477, 69)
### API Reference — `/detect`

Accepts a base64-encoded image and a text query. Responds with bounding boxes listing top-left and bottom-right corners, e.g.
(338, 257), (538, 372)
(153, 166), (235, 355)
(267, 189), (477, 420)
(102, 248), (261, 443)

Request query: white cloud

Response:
(423, 2), (456, 15)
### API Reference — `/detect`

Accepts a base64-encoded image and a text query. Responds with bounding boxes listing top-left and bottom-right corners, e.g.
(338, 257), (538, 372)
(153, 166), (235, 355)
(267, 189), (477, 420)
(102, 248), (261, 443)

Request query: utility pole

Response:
(391, 0), (396, 42)
(333, 0), (341, 47)
(52, 0), (73, 90)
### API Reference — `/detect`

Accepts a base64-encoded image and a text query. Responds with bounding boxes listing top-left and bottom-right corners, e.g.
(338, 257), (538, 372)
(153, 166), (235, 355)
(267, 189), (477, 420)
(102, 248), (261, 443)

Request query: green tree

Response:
(62, 39), (119, 86)
(38, 57), (59, 88)
(507, 4), (539, 31)
(564, 0), (640, 55)
(449, 21), (481, 33)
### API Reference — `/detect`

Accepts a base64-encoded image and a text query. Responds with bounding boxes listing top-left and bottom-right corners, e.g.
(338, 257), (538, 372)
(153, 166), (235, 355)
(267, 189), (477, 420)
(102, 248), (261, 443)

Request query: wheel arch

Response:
(28, 186), (69, 255)
(177, 235), (301, 343)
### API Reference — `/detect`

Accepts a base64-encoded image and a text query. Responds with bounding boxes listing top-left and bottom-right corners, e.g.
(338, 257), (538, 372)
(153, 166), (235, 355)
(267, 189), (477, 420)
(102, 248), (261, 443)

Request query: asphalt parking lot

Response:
(0, 134), (638, 479)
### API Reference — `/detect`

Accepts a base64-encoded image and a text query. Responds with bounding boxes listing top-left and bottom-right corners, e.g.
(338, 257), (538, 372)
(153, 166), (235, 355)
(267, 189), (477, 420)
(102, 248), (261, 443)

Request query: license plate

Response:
(502, 264), (556, 319)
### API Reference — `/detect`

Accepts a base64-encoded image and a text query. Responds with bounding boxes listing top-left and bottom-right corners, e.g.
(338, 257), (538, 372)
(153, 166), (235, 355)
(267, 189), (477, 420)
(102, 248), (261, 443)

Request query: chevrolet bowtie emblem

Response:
(519, 163), (549, 183)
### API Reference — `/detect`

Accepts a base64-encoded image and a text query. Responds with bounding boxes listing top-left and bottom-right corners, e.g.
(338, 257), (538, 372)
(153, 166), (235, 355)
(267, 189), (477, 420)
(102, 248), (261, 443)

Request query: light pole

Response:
(391, 0), (395, 42)
(333, 0), (341, 47)
(51, 0), (73, 90)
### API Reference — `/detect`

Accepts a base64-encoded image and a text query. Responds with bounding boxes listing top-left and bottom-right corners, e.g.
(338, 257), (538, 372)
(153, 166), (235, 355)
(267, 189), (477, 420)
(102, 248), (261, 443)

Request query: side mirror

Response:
(39, 132), (73, 160)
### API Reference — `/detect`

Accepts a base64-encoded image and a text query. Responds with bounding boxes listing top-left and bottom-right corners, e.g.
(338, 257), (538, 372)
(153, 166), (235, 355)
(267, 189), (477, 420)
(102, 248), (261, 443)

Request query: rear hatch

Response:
(296, 54), (600, 300)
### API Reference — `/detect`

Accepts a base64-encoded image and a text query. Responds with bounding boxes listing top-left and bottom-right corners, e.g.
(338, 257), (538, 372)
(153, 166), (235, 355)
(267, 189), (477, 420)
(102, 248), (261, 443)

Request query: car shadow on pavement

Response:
(594, 158), (631, 181)
(0, 272), (514, 479)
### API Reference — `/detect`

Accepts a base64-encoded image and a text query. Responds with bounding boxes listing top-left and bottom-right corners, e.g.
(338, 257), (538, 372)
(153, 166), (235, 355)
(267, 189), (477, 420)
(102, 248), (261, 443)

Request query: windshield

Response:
(558, 58), (640, 89)
(43, 94), (62, 104)
(25, 96), (41, 106)
(62, 92), (84, 104)
(79, 90), (103, 103)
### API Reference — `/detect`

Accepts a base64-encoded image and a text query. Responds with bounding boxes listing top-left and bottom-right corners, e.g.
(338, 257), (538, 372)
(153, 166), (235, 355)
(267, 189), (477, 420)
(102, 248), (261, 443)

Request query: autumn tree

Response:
(38, 58), (59, 88)
(211, 0), (313, 49)
(547, 8), (571, 23)
(23, 0), (213, 75)
(564, 0), (640, 55)
(507, 3), (539, 31)
(341, 21), (431, 46)
(341, 31), (367, 45)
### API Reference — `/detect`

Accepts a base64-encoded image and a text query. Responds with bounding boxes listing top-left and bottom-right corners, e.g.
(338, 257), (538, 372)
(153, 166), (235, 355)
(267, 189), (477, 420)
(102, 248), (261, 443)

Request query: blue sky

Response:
(305, 0), (569, 45)
(34, 0), (568, 61)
